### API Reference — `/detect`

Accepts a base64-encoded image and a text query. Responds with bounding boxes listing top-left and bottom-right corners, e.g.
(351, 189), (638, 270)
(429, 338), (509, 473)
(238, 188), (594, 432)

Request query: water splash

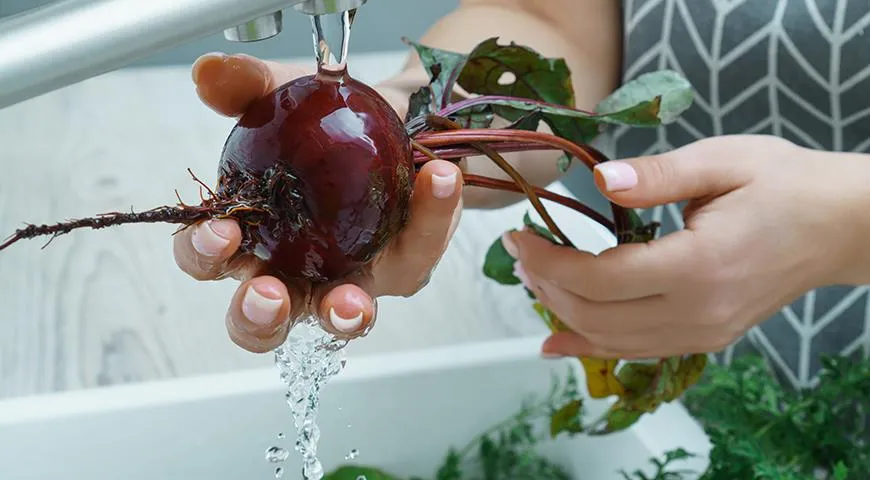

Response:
(275, 467), (284, 478)
(265, 446), (290, 463)
(274, 315), (348, 480)
(345, 448), (360, 460)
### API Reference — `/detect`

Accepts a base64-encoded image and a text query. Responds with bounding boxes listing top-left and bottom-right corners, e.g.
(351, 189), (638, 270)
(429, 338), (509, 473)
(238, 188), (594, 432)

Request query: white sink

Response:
(0, 335), (712, 480)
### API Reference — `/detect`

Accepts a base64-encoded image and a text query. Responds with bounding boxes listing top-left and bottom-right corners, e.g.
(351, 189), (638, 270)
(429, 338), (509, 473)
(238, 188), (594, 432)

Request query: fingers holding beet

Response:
(173, 219), (243, 281)
(316, 284), (377, 338)
(226, 276), (293, 353)
(371, 160), (463, 298)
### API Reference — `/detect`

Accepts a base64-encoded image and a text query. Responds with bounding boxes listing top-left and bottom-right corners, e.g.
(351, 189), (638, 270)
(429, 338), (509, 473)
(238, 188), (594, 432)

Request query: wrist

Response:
(814, 150), (870, 285)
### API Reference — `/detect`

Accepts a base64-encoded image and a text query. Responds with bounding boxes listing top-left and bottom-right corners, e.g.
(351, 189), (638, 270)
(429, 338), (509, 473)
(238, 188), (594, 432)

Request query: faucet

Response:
(0, 0), (367, 110)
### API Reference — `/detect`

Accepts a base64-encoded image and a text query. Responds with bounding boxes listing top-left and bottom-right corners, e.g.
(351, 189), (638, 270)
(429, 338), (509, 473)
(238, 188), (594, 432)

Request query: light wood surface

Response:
(0, 51), (615, 400)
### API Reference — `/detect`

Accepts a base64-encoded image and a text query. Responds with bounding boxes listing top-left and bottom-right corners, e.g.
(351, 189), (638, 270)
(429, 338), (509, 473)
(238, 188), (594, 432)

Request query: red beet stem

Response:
(463, 174), (615, 232)
(414, 128), (603, 170)
(412, 141), (561, 164)
(412, 118), (575, 246)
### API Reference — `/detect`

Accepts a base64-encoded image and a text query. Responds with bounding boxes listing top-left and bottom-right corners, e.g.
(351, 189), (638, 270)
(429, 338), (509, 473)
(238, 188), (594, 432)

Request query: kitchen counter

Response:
(0, 50), (616, 399)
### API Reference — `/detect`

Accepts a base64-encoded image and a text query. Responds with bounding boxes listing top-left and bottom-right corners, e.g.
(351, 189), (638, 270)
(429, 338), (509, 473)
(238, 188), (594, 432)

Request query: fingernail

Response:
(513, 262), (532, 290)
(501, 231), (519, 258)
(191, 220), (231, 257)
(594, 162), (638, 191)
(431, 172), (457, 199)
(329, 307), (363, 333)
(199, 51), (228, 60)
(241, 284), (283, 327)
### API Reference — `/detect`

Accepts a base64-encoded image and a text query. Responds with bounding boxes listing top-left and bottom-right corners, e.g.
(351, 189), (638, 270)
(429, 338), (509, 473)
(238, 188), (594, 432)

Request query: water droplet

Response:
(345, 448), (360, 460)
(356, 476), (367, 480)
(303, 457), (325, 479)
(275, 467), (284, 478)
(277, 432), (285, 439)
(265, 446), (289, 463)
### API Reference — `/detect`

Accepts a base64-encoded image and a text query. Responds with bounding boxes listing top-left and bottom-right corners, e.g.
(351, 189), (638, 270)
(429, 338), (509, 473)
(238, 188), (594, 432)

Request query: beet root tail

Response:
(0, 205), (220, 252)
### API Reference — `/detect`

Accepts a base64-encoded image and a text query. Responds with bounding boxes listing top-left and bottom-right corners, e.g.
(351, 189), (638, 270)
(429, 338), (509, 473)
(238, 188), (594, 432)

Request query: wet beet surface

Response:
(218, 71), (414, 284)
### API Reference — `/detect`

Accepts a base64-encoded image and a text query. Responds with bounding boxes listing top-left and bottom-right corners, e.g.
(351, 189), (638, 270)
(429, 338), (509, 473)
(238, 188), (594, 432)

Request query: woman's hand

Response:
(501, 135), (870, 359)
(174, 53), (463, 353)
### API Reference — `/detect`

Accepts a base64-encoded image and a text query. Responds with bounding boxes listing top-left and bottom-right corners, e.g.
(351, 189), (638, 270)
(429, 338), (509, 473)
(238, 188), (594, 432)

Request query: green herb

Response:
(683, 354), (870, 480)
(619, 448), (698, 480)
(324, 353), (870, 480)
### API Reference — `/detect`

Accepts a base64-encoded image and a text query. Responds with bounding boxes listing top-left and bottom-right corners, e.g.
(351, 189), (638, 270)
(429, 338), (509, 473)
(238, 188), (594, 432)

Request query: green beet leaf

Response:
(549, 399), (584, 438)
(482, 232), (521, 285)
(617, 362), (659, 395)
(452, 103), (494, 129)
(522, 212), (560, 244)
(403, 38), (469, 109)
(601, 403), (644, 433)
(617, 208), (659, 244)
(505, 109), (545, 131)
(456, 37), (600, 147)
(595, 70), (694, 126)
(457, 37), (575, 107)
(405, 86), (435, 123)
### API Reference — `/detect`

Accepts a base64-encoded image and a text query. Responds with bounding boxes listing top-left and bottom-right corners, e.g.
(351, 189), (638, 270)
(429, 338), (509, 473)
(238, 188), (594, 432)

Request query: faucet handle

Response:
(223, 11), (283, 42)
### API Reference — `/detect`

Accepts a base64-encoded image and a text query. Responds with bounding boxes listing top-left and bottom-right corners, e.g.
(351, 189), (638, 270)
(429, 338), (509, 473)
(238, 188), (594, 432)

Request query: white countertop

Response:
(0, 50), (616, 399)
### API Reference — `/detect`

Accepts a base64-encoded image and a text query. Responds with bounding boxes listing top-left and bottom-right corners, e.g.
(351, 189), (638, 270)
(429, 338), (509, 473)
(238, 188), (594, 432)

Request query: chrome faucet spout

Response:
(0, 0), (366, 110)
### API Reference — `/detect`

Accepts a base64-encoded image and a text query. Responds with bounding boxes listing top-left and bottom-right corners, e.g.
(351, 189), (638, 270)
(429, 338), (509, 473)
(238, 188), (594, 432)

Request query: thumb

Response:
(592, 144), (749, 208)
(192, 53), (312, 117)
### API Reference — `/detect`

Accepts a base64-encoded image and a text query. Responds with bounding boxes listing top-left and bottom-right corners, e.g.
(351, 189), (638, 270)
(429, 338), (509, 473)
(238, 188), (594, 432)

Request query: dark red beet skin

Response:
(218, 70), (415, 284)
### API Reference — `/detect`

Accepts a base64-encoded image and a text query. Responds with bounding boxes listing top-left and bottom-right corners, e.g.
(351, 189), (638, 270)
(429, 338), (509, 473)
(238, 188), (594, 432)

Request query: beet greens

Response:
(401, 36), (703, 435)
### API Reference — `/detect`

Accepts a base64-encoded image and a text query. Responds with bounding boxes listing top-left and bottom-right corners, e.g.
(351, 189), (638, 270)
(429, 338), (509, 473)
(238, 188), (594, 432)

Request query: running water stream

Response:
(273, 316), (349, 479)
(265, 9), (360, 479)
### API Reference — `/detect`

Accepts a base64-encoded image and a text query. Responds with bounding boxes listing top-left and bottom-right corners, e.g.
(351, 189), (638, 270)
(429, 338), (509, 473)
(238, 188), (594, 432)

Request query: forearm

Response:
(374, 0), (623, 209)
(826, 152), (870, 286)
(798, 148), (870, 286)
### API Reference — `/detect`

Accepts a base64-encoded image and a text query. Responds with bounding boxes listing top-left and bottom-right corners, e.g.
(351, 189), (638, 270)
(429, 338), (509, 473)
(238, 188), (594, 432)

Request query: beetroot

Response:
(217, 71), (414, 283)
(0, 69), (414, 285)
